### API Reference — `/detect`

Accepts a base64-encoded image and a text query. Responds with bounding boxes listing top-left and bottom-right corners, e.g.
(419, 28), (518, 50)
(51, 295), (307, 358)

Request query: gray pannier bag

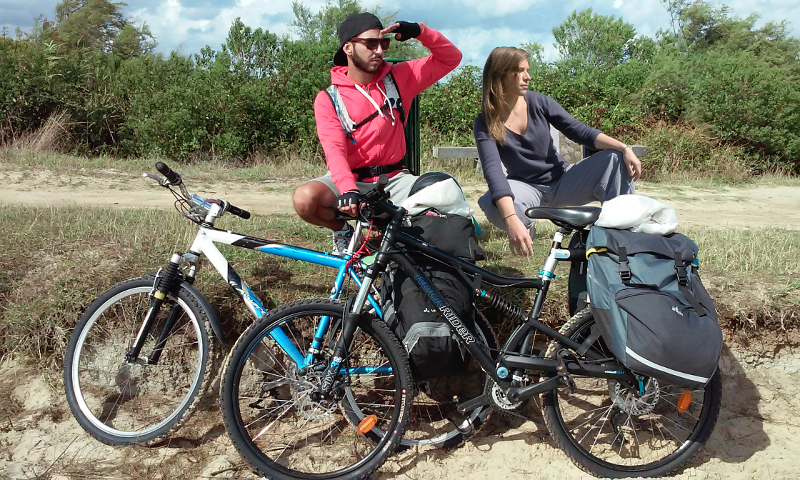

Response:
(586, 226), (723, 390)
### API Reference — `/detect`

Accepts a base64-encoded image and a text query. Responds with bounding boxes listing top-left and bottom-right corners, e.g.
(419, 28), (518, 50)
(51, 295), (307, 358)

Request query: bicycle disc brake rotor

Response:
(608, 378), (660, 416)
(291, 371), (337, 420)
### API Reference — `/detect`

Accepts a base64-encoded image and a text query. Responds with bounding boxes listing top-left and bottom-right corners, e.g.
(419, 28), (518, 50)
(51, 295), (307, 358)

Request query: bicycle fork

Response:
(318, 281), (376, 396)
(125, 253), (188, 364)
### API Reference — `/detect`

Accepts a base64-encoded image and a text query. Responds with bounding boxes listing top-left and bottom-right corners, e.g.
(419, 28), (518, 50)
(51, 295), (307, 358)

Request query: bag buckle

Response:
(618, 246), (631, 282)
(674, 253), (689, 286)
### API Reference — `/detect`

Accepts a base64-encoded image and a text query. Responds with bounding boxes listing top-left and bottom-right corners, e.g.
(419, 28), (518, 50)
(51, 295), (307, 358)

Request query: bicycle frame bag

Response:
(586, 226), (722, 390)
(381, 208), (483, 380)
(382, 261), (473, 380)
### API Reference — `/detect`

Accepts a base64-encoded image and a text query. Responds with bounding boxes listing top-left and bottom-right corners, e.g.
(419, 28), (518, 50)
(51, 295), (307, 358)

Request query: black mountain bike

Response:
(220, 176), (722, 479)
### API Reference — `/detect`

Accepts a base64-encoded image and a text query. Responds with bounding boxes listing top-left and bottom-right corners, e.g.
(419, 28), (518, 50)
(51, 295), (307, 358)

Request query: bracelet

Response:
(503, 213), (516, 221)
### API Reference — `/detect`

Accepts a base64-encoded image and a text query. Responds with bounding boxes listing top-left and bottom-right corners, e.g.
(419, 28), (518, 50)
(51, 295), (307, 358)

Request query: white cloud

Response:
(7, 0), (799, 59)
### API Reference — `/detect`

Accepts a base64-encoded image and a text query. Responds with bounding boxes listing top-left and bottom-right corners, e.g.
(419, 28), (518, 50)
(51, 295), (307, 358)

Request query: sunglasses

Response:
(350, 37), (391, 51)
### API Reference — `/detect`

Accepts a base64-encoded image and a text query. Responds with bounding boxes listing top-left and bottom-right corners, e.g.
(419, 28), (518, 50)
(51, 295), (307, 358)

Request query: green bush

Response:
(2, 1), (799, 174)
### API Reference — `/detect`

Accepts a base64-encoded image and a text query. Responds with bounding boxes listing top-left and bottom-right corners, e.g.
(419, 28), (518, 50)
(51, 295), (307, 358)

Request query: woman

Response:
(474, 46), (641, 256)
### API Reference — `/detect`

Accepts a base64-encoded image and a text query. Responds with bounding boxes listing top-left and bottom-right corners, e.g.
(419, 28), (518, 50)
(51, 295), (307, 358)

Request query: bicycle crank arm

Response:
(505, 375), (564, 403)
(456, 394), (490, 414)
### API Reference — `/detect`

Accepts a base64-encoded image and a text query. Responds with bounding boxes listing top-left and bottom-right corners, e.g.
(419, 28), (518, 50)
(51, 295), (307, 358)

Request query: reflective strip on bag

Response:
(625, 347), (710, 385)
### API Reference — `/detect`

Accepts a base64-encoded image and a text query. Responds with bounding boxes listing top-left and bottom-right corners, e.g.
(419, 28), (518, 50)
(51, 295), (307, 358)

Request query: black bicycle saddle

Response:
(524, 206), (601, 228)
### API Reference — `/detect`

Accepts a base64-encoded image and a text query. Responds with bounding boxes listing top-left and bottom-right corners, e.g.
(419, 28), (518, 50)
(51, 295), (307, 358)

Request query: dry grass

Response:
(3, 204), (795, 368)
(632, 121), (753, 184)
(9, 111), (72, 153)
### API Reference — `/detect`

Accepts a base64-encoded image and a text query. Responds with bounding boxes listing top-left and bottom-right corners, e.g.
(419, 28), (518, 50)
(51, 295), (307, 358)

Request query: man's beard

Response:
(351, 50), (381, 74)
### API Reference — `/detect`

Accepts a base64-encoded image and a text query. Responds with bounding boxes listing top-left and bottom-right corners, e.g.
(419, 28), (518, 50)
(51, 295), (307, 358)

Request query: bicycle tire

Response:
(64, 277), (212, 445)
(220, 298), (412, 480)
(542, 308), (722, 477)
(342, 309), (497, 449)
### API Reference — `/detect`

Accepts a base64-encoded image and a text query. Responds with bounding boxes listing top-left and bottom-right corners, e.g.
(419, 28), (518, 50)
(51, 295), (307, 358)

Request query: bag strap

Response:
(325, 85), (357, 145)
(324, 71), (405, 145)
(674, 252), (708, 316)
(382, 71), (406, 124)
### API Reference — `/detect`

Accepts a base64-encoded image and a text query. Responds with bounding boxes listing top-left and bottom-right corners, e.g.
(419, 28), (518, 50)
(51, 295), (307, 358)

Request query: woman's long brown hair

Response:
(481, 46), (531, 145)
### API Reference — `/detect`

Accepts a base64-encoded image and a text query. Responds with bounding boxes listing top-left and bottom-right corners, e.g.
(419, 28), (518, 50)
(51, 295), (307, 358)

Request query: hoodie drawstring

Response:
(375, 83), (396, 126)
(355, 84), (384, 119)
(354, 83), (396, 127)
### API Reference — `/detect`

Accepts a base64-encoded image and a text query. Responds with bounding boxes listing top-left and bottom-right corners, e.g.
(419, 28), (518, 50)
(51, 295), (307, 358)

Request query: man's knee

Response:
(293, 183), (328, 218)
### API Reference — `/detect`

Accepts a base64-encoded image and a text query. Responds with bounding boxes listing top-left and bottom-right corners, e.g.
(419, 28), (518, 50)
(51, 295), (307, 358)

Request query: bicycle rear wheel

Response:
(343, 310), (497, 449)
(542, 308), (722, 477)
(220, 298), (412, 480)
(64, 277), (212, 445)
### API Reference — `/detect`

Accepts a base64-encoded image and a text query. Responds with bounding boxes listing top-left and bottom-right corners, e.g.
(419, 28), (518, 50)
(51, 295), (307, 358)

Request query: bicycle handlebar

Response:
(153, 161), (251, 220)
(155, 161), (182, 185)
(225, 202), (251, 220)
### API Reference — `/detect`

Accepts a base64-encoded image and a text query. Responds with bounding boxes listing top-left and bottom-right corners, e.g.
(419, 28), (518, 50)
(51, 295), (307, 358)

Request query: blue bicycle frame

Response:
(182, 221), (384, 372)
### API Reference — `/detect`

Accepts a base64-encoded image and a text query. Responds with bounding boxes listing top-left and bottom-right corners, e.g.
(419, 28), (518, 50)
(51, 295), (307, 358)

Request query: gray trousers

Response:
(478, 150), (635, 230)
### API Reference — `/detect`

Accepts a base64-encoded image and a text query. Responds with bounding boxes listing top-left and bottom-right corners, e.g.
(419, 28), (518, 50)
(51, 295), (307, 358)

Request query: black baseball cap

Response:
(333, 12), (384, 67)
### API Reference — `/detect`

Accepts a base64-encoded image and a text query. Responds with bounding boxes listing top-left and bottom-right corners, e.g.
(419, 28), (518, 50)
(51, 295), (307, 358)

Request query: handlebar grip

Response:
(155, 162), (182, 185)
(227, 204), (251, 220)
(375, 174), (389, 193)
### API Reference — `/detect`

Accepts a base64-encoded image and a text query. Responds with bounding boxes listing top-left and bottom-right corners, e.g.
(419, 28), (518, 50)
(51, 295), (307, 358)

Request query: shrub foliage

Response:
(1, 0), (798, 172)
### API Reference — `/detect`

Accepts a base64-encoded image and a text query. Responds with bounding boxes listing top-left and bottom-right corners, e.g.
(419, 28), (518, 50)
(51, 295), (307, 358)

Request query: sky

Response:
(1, 0), (798, 65)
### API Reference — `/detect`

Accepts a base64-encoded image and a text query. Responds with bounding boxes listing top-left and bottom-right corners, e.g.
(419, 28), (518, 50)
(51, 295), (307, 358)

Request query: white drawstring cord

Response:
(375, 83), (396, 126)
(354, 84), (384, 118)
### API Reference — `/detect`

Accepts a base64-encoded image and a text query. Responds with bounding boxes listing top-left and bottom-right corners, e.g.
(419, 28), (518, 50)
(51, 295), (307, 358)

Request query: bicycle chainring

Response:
(487, 382), (524, 412)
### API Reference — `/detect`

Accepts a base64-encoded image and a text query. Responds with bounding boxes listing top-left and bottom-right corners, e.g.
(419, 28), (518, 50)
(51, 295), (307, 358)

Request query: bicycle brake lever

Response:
(142, 172), (168, 186)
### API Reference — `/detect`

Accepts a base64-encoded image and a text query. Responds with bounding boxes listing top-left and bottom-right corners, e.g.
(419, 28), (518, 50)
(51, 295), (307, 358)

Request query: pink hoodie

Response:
(314, 25), (462, 193)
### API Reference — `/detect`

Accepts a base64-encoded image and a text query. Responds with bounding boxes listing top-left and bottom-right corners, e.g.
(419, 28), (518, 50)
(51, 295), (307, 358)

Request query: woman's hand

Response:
(506, 215), (534, 257)
(622, 147), (642, 181)
(594, 133), (642, 181)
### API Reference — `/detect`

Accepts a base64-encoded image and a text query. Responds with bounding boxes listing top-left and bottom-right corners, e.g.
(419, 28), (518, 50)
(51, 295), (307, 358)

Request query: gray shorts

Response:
(312, 171), (418, 205)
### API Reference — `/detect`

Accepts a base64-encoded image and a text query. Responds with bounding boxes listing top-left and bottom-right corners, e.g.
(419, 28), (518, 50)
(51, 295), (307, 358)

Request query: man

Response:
(292, 12), (462, 255)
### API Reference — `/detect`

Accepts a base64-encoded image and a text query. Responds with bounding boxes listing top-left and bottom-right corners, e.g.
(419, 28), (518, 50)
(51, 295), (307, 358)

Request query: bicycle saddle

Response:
(525, 206), (601, 228)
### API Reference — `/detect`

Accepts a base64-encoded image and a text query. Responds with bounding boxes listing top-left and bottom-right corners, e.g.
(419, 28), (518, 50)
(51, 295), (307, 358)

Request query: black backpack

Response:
(585, 226), (722, 389)
(381, 210), (483, 380)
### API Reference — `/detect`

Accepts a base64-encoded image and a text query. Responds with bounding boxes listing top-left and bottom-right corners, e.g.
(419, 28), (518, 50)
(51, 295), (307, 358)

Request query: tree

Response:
(552, 8), (637, 69)
(196, 18), (279, 79)
(291, 0), (360, 43)
(39, 0), (156, 57)
(521, 41), (545, 66)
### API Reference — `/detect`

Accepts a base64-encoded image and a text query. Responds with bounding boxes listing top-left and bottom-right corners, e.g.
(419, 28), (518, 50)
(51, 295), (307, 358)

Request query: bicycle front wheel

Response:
(64, 277), (212, 445)
(220, 298), (412, 480)
(542, 308), (722, 477)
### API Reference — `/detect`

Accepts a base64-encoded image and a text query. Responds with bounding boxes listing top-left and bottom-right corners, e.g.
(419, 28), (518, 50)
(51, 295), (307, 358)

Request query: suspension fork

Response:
(146, 252), (201, 365)
(125, 253), (185, 363)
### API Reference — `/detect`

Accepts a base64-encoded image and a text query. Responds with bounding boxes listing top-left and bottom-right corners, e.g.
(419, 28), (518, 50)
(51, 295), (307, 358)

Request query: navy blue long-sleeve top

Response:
(474, 91), (601, 203)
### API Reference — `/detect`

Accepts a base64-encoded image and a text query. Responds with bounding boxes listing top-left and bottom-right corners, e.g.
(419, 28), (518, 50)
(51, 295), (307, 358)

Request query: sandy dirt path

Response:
(1, 169), (799, 229)
(2, 347), (799, 479)
(1, 168), (799, 479)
